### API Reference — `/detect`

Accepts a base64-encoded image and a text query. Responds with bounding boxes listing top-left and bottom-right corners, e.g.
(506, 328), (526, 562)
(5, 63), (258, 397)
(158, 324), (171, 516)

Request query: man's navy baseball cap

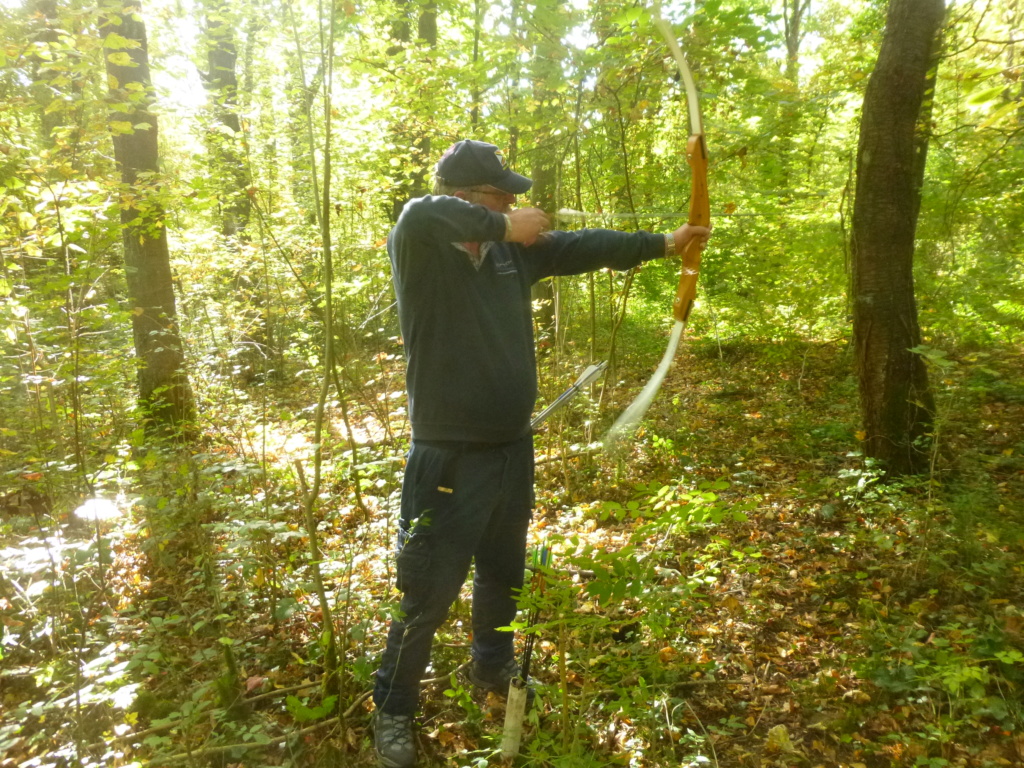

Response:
(436, 140), (533, 194)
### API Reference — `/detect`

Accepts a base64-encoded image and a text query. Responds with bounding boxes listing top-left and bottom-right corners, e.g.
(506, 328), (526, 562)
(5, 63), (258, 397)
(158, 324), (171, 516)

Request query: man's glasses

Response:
(469, 187), (514, 198)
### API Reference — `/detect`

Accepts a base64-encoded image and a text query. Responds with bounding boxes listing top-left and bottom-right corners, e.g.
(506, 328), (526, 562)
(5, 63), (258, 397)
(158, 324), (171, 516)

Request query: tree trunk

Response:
(27, 0), (65, 143)
(1006, 0), (1024, 121)
(101, 0), (196, 431)
(201, 0), (252, 237)
(777, 0), (810, 186)
(387, 0), (436, 223)
(530, 161), (557, 350)
(202, 0), (278, 380)
(851, 0), (944, 475)
(783, 0), (810, 83)
(525, 0), (568, 346)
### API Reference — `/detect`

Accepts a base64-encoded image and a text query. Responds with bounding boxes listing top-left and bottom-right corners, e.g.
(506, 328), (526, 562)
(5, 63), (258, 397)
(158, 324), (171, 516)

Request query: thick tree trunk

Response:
(101, 0), (195, 431)
(851, 0), (944, 474)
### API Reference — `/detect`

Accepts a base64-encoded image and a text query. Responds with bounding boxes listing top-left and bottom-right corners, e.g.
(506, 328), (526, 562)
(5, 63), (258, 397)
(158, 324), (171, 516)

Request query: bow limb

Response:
(652, 2), (710, 324)
(602, 4), (709, 447)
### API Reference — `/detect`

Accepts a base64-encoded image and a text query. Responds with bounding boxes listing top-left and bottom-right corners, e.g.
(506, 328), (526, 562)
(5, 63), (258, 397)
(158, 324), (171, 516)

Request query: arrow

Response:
(530, 361), (608, 431)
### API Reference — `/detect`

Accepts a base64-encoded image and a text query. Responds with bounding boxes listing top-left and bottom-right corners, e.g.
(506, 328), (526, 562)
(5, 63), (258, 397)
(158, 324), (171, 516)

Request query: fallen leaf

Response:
(245, 676), (266, 693)
(766, 724), (795, 753)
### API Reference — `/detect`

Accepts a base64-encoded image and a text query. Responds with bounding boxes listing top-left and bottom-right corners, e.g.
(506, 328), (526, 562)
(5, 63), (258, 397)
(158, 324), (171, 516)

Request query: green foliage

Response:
(2, 0), (1024, 763)
(286, 693), (337, 722)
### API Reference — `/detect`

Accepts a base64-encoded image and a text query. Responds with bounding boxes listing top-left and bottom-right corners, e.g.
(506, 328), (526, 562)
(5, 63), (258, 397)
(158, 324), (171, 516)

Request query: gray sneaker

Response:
(373, 711), (417, 768)
(466, 658), (536, 706)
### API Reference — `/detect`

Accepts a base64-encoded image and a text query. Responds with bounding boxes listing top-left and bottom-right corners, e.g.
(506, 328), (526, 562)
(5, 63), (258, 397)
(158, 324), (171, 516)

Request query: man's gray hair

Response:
(432, 176), (469, 196)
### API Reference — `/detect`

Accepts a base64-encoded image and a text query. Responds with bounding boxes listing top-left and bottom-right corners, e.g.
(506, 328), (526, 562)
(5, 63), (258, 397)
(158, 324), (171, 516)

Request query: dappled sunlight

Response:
(74, 498), (121, 523)
(3, 0), (1023, 763)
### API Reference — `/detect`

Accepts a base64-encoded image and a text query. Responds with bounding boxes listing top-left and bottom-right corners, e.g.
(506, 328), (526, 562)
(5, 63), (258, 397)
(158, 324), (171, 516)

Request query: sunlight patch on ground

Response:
(74, 498), (121, 523)
(256, 421), (314, 465)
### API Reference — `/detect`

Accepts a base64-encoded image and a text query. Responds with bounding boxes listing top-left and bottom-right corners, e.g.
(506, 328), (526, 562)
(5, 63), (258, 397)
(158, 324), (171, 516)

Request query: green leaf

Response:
(108, 120), (134, 135)
(995, 650), (1024, 665)
(977, 99), (1022, 131)
(103, 32), (135, 49)
(107, 52), (136, 67)
(966, 85), (1005, 106)
(611, 7), (644, 28)
(286, 695), (336, 722)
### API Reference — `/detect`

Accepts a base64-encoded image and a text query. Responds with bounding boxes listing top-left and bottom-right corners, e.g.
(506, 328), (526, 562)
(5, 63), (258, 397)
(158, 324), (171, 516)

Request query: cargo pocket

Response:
(396, 516), (431, 594)
(394, 443), (460, 593)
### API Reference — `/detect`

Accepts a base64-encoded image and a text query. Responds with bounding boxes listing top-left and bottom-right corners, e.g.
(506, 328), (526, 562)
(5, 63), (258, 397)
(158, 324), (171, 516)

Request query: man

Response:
(373, 139), (709, 768)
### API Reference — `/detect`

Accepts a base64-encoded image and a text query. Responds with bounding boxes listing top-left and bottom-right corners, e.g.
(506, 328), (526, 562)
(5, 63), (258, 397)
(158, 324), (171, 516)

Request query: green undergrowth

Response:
(1, 338), (1023, 767)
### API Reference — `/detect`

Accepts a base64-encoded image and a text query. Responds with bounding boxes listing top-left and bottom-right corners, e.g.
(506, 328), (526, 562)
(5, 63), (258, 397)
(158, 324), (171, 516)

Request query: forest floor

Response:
(2, 336), (1024, 768)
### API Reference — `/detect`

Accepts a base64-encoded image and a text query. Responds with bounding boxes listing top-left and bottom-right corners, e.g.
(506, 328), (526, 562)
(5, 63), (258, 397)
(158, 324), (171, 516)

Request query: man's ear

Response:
(453, 189), (470, 201)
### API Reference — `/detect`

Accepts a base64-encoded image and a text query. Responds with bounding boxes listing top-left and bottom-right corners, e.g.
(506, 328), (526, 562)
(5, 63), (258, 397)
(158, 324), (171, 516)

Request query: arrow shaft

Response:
(531, 362), (607, 430)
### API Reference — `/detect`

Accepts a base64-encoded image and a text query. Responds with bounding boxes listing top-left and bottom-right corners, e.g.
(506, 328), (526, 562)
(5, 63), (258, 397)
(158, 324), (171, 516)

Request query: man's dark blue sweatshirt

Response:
(388, 195), (666, 444)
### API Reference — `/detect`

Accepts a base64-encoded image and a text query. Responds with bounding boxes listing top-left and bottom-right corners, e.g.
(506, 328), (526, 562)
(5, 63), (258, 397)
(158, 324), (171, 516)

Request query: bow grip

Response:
(672, 133), (710, 323)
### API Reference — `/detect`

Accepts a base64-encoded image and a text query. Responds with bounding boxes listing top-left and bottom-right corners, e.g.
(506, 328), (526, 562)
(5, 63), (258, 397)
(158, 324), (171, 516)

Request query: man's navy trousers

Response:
(372, 434), (534, 716)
